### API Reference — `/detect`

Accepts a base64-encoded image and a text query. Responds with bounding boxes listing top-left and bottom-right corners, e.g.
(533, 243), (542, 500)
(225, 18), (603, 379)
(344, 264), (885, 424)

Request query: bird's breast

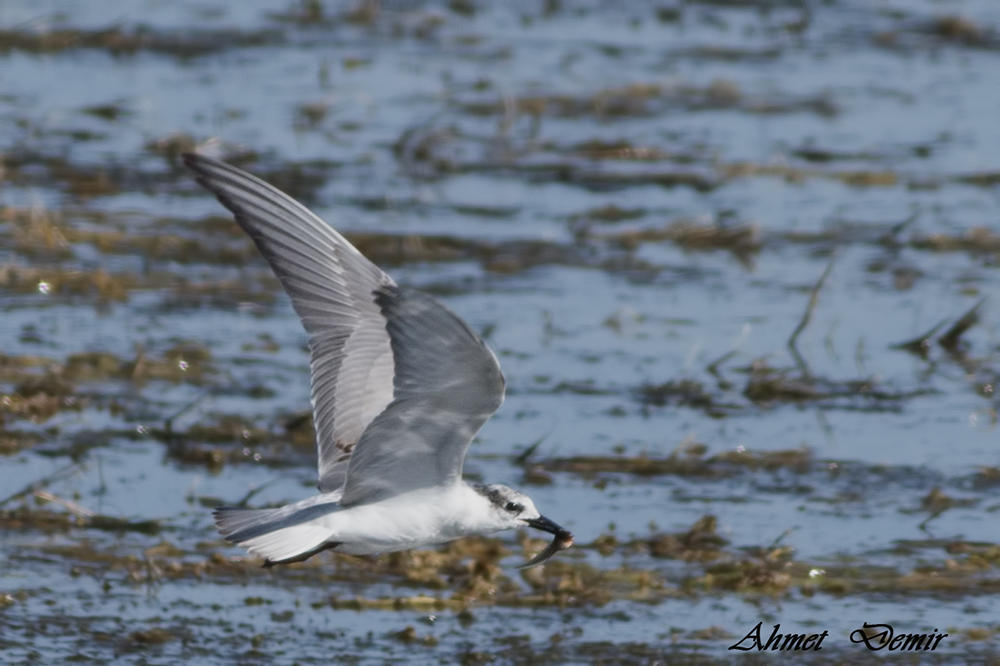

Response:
(318, 484), (481, 555)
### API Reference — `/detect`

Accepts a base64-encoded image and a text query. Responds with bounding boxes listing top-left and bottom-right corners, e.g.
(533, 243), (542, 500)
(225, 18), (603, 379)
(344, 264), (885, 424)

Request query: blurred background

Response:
(1, 0), (999, 662)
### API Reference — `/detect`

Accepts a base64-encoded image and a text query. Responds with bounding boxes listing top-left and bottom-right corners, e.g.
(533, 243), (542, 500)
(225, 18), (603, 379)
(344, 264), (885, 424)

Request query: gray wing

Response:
(183, 153), (395, 494)
(339, 285), (505, 507)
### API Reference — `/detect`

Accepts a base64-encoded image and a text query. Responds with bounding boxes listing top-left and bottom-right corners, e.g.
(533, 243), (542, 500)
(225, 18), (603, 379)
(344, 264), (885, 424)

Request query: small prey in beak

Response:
(520, 515), (574, 569)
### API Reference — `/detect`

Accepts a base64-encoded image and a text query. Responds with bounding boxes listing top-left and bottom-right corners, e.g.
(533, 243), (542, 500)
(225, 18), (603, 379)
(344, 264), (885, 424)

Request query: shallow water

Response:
(1, 0), (999, 663)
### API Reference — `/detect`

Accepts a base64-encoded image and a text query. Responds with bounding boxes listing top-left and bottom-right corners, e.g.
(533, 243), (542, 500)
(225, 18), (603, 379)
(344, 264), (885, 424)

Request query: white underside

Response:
(233, 482), (502, 563)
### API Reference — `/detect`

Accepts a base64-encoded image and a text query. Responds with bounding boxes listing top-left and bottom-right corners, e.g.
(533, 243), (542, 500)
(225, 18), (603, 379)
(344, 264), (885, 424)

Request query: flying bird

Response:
(184, 153), (572, 569)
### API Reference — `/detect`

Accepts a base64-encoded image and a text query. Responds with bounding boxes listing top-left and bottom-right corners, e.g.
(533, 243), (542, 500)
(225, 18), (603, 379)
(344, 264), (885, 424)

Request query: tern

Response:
(184, 153), (572, 569)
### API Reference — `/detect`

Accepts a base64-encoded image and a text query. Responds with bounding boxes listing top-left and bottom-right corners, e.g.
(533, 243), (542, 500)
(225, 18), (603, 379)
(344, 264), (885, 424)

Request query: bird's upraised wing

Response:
(184, 153), (395, 495)
(339, 284), (505, 506)
(185, 154), (505, 506)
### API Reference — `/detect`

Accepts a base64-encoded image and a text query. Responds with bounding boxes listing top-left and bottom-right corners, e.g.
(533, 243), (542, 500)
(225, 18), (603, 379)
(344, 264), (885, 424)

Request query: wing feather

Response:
(183, 153), (394, 493)
(339, 285), (505, 506)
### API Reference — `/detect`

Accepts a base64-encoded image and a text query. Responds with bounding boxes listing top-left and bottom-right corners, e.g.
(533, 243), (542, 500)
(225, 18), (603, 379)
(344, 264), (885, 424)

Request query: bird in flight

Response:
(184, 153), (572, 569)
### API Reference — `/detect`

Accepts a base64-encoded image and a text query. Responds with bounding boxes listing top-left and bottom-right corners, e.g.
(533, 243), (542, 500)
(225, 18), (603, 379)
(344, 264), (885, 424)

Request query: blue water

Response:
(2, 1), (999, 662)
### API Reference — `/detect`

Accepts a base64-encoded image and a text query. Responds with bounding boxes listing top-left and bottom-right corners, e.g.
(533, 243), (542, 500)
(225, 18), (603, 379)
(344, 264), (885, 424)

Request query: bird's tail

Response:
(214, 499), (341, 566)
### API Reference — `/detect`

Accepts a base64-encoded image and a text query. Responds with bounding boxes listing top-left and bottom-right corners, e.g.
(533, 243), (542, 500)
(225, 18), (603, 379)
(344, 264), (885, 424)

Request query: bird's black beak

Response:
(525, 515), (567, 536)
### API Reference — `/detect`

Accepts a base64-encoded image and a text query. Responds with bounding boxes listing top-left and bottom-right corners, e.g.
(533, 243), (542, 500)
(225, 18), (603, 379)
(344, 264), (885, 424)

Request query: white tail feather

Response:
(239, 523), (334, 563)
(214, 498), (341, 564)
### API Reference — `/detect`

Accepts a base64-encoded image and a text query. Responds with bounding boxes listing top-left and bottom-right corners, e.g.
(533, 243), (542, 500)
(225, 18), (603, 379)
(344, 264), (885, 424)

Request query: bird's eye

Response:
(505, 501), (524, 514)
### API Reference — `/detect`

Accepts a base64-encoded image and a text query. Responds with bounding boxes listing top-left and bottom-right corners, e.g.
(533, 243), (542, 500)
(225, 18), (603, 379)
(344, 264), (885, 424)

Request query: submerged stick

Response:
(788, 255), (836, 378)
(938, 297), (987, 353)
(891, 319), (949, 360)
(33, 490), (95, 518)
(0, 462), (82, 509)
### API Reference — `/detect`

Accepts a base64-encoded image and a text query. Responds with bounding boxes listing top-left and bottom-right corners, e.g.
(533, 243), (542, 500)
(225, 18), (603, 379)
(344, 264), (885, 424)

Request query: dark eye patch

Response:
(505, 501), (524, 514)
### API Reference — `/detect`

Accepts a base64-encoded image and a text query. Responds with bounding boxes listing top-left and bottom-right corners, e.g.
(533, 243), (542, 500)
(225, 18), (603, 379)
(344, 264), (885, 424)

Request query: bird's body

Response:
(184, 153), (572, 568)
(217, 483), (533, 564)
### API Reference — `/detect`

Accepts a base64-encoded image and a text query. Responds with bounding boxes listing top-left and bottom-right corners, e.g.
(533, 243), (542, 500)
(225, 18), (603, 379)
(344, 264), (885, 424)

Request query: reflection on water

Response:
(1, 0), (999, 662)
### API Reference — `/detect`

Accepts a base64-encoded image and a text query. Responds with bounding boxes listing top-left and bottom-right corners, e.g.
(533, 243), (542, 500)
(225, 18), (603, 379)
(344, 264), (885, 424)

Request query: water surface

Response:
(1, 0), (999, 662)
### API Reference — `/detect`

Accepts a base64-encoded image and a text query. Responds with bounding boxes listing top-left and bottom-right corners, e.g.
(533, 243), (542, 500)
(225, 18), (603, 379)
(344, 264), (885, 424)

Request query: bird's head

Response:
(474, 484), (543, 529)
(472, 484), (573, 567)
